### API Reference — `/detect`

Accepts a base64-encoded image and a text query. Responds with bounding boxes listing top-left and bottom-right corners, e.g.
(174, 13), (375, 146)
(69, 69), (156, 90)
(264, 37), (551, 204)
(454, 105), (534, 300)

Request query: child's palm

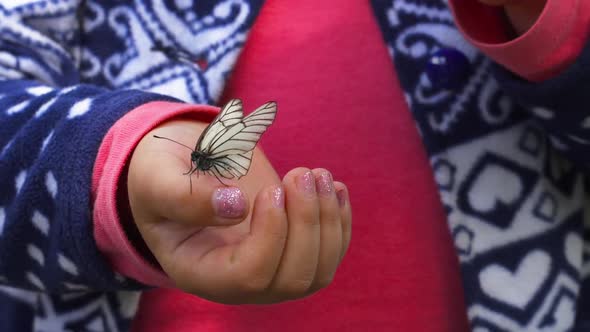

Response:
(127, 120), (352, 304)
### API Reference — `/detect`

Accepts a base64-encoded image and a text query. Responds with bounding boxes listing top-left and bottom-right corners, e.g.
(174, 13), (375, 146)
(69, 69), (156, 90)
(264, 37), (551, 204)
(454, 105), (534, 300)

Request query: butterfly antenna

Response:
(153, 135), (195, 152)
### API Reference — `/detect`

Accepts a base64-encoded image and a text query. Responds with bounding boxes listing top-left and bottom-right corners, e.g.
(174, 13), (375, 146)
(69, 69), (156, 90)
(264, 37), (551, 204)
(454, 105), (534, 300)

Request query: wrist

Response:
(92, 101), (218, 287)
(117, 163), (161, 269)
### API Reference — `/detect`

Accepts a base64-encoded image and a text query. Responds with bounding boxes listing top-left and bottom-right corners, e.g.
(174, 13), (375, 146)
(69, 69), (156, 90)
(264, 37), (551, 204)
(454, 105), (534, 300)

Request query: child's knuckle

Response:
(238, 275), (272, 293)
(298, 208), (320, 227)
(279, 278), (313, 297)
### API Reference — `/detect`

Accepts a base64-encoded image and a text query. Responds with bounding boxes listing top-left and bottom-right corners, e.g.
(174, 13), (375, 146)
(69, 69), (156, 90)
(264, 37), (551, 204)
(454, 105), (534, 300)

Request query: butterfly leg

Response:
(208, 170), (230, 186)
(183, 166), (198, 194)
(183, 163), (194, 175)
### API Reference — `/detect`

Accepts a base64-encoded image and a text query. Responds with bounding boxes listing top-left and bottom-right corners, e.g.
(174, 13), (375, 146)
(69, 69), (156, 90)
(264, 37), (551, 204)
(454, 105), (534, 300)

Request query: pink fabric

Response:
(92, 101), (218, 287)
(132, 0), (469, 331)
(449, 0), (590, 81)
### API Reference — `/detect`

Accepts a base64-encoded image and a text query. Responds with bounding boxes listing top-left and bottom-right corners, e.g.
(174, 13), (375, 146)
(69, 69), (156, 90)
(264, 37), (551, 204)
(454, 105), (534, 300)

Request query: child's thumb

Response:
(128, 149), (250, 228)
(145, 181), (250, 227)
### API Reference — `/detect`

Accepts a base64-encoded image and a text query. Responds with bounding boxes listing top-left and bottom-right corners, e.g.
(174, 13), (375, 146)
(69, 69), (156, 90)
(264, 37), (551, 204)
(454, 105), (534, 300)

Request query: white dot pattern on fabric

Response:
(67, 98), (92, 119)
(60, 86), (77, 95)
(6, 100), (30, 115)
(567, 135), (590, 145)
(26, 272), (45, 290)
(531, 107), (555, 120)
(41, 130), (54, 151)
(0, 139), (12, 157)
(58, 254), (78, 276)
(0, 207), (5, 236)
(45, 172), (57, 198)
(34, 96), (57, 118)
(117, 291), (141, 319)
(62, 282), (89, 291)
(175, 0), (193, 9)
(31, 210), (49, 236)
(550, 136), (569, 150)
(15, 170), (26, 193)
(565, 233), (583, 271)
(27, 86), (52, 96)
(27, 244), (45, 266)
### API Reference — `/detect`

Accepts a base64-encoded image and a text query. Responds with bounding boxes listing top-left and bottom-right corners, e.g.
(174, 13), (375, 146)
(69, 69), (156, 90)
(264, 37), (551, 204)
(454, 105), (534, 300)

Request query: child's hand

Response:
(127, 119), (352, 304)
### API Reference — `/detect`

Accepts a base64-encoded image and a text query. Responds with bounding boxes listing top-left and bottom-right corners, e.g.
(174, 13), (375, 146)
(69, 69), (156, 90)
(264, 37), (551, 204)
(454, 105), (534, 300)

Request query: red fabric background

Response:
(132, 0), (469, 330)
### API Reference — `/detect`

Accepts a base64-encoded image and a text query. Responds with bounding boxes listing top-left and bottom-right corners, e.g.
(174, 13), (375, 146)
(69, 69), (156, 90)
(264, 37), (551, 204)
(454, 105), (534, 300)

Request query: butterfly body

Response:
(190, 150), (214, 172)
(155, 99), (278, 191)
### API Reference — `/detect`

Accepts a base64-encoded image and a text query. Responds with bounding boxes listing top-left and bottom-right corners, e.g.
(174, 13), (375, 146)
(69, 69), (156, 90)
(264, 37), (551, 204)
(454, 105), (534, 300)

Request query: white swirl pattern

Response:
(0, 1), (263, 331)
(374, 0), (590, 330)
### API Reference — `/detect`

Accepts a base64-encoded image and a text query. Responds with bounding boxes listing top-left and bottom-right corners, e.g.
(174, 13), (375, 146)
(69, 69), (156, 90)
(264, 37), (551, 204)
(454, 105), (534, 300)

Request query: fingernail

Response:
(316, 171), (334, 196)
(270, 185), (284, 208)
(296, 171), (315, 195)
(336, 189), (347, 207)
(212, 187), (247, 219)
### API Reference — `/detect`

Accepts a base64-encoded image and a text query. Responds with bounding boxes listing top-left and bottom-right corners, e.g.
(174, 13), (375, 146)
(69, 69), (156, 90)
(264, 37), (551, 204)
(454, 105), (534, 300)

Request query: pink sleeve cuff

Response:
(449, 0), (590, 81)
(92, 101), (218, 287)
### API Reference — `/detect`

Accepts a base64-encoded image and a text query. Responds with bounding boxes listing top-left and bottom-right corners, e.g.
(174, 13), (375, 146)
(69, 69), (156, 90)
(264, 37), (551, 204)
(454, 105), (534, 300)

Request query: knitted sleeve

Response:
(0, 3), (178, 292)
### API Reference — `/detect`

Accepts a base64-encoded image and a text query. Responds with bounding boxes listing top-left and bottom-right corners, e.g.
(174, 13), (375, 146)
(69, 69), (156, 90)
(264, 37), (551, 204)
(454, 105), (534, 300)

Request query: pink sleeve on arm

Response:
(91, 101), (218, 287)
(449, 0), (590, 81)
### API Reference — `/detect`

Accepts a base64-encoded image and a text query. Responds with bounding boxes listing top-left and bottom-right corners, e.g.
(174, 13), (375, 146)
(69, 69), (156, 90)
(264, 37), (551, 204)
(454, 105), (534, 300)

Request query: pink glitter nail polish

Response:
(297, 171), (315, 195)
(271, 186), (284, 208)
(212, 187), (246, 219)
(317, 171), (334, 195)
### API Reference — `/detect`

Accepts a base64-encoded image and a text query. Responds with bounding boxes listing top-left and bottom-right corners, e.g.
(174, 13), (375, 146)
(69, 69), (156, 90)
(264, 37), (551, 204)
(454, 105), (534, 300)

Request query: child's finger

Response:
(334, 182), (352, 263)
(266, 168), (321, 300)
(142, 184), (288, 304)
(218, 185), (288, 301)
(307, 169), (342, 293)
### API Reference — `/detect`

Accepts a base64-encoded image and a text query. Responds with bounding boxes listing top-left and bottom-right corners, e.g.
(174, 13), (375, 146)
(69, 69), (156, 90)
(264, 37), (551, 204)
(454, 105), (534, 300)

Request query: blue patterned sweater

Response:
(0, 0), (589, 331)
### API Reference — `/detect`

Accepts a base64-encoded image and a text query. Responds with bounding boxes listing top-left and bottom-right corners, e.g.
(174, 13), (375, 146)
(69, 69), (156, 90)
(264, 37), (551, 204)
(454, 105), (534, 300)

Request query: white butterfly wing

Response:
(210, 150), (253, 179)
(207, 101), (277, 157)
(202, 101), (277, 179)
(196, 99), (243, 150)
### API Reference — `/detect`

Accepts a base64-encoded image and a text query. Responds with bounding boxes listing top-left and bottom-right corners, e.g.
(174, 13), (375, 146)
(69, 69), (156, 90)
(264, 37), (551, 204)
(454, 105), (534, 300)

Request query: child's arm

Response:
(0, 7), (351, 301)
(0, 10), (189, 290)
(0, 82), (176, 291)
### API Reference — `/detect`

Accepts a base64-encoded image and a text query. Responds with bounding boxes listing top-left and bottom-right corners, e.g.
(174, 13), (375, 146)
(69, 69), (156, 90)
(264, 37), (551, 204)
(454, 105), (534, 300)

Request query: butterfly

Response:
(154, 99), (277, 192)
